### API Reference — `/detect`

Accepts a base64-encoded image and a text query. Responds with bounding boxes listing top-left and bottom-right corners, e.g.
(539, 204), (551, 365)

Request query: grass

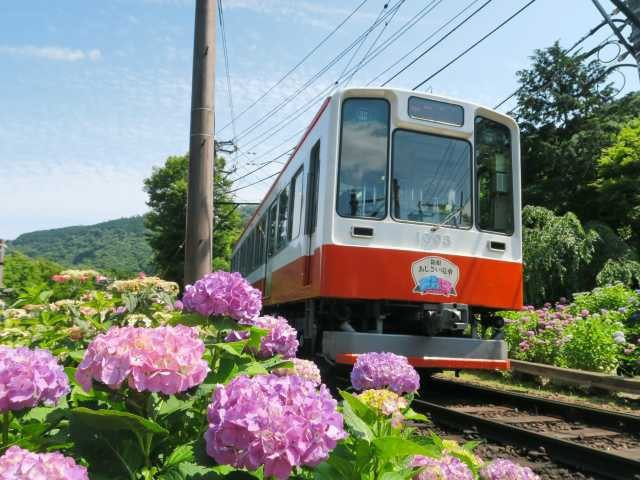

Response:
(435, 370), (640, 415)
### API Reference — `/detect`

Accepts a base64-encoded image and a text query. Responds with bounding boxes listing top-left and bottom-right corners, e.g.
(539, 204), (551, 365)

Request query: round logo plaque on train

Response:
(411, 256), (459, 297)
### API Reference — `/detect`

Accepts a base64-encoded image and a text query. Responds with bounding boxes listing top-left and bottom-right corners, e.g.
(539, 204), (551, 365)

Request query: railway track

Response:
(416, 377), (640, 480)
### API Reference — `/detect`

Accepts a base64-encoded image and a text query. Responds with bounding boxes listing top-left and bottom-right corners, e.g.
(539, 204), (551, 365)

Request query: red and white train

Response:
(231, 87), (521, 370)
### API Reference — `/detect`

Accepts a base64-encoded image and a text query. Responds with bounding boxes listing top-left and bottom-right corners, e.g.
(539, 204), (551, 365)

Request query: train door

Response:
(264, 199), (278, 298)
(303, 141), (320, 285)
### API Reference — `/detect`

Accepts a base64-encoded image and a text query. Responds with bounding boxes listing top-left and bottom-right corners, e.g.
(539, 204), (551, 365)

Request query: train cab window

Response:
(289, 168), (303, 240)
(475, 117), (514, 235)
(277, 185), (290, 251)
(267, 200), (278, 258)
(391, 130), (472, 228)
(337, 98), (389, 219)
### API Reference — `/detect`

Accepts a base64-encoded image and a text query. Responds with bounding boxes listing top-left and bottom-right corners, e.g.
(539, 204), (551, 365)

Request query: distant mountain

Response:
(10, 216), (155, 277)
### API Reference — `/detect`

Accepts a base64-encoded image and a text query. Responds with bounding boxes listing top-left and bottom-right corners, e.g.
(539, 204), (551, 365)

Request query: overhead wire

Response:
(217, 0), (237, 141)
(216, 0), (369, 135)
(232, 0), (405, 142)
(493, 17), (625, 110)
(412, 0), (538, 91)
(368, 0), (481, 86)
(235, 0), (442, 160)
(380, 0), (493, 86)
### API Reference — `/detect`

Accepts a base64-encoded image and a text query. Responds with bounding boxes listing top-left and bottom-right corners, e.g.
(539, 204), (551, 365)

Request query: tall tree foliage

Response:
(522, 206), (598, 305)
(593, 118), (640, 248)
(144, 155), (241, 286)
(513, 42), (640, 219)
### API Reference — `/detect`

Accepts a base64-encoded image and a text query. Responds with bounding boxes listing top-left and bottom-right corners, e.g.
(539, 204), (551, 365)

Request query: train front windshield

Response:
(336, 96), (514, 233)
(391, 130), (472, 227)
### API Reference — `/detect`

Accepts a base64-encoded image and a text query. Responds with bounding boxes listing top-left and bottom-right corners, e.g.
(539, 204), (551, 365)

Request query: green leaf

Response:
(340, 395), (374, 441)
(214, 341), (247, 358)
(339, 390), (378, 424)
(373, 437), (440, 461)
(70, 407), (169, 437)
(403, 408), (429, 423)
(164, 444), (195, 468)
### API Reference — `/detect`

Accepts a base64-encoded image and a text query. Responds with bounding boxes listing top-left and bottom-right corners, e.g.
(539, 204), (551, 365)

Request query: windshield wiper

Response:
(430, 206), (463, 232)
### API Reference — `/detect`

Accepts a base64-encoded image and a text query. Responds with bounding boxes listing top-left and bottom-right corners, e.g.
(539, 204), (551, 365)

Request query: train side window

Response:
(267, 200), (278, 258)
(289, 168), (304, 240)
(258, 217), (267, 265)
(337, 98), (389, 219)
(475, 116), (514, 235)
(248, 230), (256, 272)
(277, 185), (290, 251)
(305, 142), (320, 235)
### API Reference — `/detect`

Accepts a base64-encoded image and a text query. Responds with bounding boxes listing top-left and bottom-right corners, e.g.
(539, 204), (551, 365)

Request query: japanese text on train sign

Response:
(411, 256), (459, 297)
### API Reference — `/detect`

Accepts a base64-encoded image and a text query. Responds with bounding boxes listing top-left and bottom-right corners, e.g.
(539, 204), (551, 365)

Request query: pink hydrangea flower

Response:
(205, 374), (346, 479)
(351, 352), (420, 394)
(182, 271), (262, 321)
(75, 325), (209, 395)
(0, 346), (69, 412)
(480, 459), (540, 479)
(234, 315), (299, 359)
(410, 455), (473, 480)
(0, 446), (89, 480)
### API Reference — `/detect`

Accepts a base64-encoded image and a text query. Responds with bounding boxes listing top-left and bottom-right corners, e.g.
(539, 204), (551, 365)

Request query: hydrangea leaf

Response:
(372, 437), (440, 461)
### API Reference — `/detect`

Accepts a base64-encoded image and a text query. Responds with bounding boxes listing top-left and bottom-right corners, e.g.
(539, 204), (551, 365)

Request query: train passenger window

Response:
(306, 143), (320, 235)
(391, 130), (472, 228)
(258, 218), (267, 265)
(475, 117), (514, 235)
(337, 98), (389, 219)
(267, 200), (278, 258)
(277, 185), (290, 251)
(289, 168), (304, 240)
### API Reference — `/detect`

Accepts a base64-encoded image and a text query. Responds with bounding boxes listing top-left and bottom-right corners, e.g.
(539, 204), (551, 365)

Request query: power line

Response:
(368, 0), (481, 86)
(228, 170), (280, 194)
(413, 0), (538, 91)
(216, 0), (369, 135)
(235, 0), (442, 156)
(217, 0), (236, 140)
(493, 18), (624, 110)
(232, 0), (405, 142)
(380, 0), (493, 86)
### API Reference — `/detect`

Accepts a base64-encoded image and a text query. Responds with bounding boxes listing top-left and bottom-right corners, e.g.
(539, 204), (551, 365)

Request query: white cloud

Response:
(0, 45), (102, 62)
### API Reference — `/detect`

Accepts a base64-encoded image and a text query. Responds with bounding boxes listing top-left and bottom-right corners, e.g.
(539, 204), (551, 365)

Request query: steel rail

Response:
(424, 376), (640, 434)
(415, 378), (640, 480)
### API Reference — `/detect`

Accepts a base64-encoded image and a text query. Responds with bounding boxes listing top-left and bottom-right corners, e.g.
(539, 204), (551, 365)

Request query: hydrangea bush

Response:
(0, 446), (89, 480)
(75, 325), (209, 394)
(501, 284), (640, 375)
(205, 374), (346, 479)
(0, 268), (541, 479)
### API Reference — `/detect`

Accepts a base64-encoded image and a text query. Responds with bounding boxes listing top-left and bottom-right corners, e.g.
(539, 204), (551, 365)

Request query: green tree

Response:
(144, 155), (241, 286)
(593, 118), (640, 248)
(522, 206), (598, 305)
(3, 251), (63, 298)
(513, 42), (640, 219)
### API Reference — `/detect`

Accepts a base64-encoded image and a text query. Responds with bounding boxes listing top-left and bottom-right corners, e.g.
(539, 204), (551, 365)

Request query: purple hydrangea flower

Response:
(236, 315), (299, 359)
(410, 455), (473, 480)
(480, 459), (540, 479)
(182, 271), (262, 321)
(351, 352), (420, 394)
(0, 347), (69, 412)
(0, 446), (89, 480)
(205, 374), (346, 480)
(75, 325), (209, 395)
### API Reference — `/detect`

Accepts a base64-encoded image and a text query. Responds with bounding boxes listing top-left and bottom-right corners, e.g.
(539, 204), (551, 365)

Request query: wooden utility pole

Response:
(0, 240), (5, 287)
(184, 0), (216, 285)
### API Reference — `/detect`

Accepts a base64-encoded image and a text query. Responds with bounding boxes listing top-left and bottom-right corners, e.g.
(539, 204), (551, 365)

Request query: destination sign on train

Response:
(408, 96), (464, 126)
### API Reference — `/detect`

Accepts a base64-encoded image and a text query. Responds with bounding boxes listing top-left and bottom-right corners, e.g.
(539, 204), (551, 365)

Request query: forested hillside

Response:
(10, 216), (154, 276)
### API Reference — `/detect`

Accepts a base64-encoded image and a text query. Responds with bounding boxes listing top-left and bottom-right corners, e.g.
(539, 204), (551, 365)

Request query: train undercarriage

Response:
(265, 298), (510, 370)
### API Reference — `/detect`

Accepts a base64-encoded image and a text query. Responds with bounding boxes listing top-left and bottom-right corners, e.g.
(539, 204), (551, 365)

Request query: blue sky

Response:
(1, 0), (637, 239)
